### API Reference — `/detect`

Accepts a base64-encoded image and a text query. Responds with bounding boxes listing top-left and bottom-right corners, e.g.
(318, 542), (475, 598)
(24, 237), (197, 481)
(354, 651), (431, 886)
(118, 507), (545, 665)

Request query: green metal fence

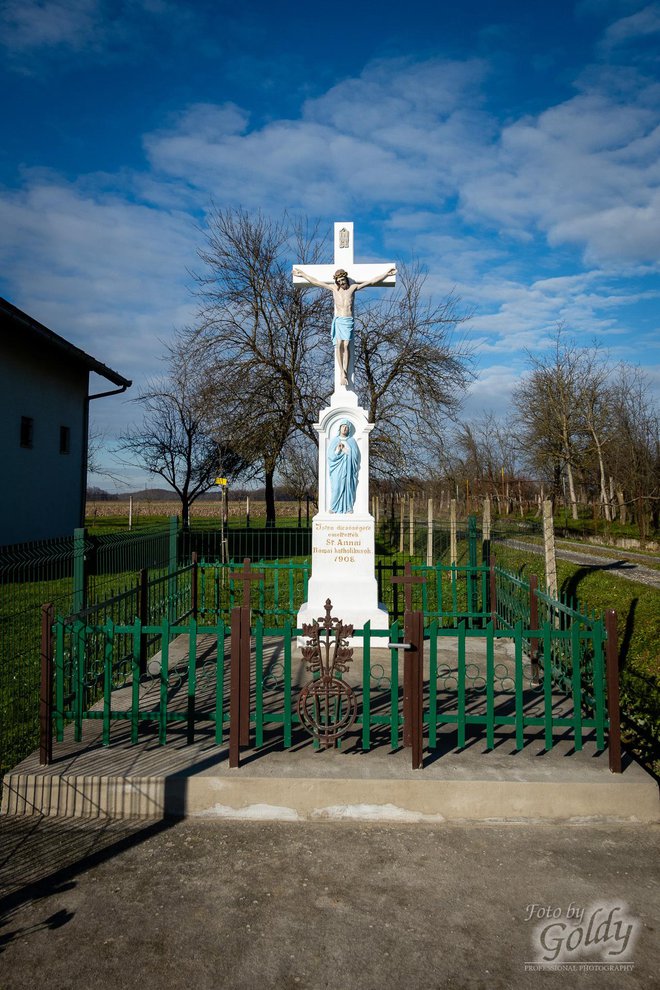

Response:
(0, 517), (628, 785)
(0, 523), (175, 781)
(46, 613), (613, 760)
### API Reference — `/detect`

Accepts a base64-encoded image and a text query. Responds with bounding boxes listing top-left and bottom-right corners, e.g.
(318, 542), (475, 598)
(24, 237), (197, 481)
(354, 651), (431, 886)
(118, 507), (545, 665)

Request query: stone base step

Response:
(2, 742), (657, 823)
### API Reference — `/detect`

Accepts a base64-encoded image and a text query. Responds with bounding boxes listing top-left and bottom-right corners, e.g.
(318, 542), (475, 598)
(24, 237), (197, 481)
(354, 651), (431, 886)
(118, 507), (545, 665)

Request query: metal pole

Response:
(605, 610), (622, 773)
(138, 568), (148, 676)
(529, 573), (539, 682)
(426, 498), (433, 567)
(191, 552), (198, 619)
(39, 603), (54, 765)
(403, 609), (424, 770)
(489, 556), (497, 629)
(229, 607), (242, 768)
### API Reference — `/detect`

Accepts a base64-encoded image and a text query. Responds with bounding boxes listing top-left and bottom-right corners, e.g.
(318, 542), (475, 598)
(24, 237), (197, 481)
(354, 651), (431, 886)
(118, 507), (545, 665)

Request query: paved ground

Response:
(502, 539), (660, 589)
(0, 814), (658, 990)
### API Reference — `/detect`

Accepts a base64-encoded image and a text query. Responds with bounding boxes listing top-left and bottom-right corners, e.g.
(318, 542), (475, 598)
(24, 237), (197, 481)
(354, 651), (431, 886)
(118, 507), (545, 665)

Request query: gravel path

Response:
(501, 539), (660, 590)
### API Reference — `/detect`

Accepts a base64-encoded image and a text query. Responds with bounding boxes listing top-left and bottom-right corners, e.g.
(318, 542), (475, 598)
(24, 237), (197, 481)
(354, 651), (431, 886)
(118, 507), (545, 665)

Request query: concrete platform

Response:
(2, 634), (658, 824)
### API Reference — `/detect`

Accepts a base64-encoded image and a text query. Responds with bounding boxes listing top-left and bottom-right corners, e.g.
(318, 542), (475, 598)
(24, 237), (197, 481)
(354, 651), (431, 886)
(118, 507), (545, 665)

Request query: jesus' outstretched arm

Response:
(292, 267), (333, 289)
(353, 267), (397, 290)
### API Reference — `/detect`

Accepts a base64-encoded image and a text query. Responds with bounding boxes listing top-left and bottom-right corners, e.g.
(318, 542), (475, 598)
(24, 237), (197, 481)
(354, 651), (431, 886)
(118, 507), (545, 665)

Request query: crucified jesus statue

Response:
(292, 266), (396, 386)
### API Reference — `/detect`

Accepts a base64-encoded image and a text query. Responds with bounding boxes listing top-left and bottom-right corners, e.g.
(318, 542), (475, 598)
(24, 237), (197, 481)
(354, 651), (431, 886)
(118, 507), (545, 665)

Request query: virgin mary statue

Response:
(328, 421), (360, 513)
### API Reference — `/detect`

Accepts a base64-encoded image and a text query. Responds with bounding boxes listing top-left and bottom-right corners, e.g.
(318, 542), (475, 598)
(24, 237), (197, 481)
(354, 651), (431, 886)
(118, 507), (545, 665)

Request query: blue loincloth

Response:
(331, 316), (354, 344)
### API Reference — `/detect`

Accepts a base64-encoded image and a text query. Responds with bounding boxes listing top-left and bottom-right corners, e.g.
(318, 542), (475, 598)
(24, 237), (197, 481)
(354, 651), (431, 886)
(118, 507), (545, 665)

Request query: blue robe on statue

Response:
(328, 423), (360, 514)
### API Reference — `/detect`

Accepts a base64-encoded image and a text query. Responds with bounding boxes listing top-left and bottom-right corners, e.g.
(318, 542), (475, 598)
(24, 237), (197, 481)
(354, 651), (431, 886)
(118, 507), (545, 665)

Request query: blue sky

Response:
(1, 0), (659, 491)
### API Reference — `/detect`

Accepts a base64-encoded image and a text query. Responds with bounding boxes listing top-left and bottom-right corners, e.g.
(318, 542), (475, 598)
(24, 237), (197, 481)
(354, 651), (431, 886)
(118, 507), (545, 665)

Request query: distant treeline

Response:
(86, 486), (306, 503)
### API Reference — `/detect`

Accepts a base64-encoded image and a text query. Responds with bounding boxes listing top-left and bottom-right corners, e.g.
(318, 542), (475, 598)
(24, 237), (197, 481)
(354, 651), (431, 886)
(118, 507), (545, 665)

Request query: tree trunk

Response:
(265, 466), (276, 528)
(616, 489), (626, 525)
(566, 461), (579, 521)
(596, 443), (611, 521)
(181, 497), (191, 528)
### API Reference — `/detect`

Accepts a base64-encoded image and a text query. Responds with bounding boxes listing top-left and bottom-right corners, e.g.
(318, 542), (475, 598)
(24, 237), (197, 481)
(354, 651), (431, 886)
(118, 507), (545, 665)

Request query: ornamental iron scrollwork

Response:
(297, 598), (358, 747)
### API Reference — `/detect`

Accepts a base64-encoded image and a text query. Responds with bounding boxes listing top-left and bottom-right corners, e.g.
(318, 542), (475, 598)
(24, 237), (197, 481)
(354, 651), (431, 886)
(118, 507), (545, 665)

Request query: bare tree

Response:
(189, 208), (331, 526)
(353, 263), (473, 479)
(512, 329), (658, 532)
(119, 339), (248, 526)
(452, 412), (522, 512)
(608, 364), (659, 538)
(513, 328), (586, 519)
(278, 436), (317, 504)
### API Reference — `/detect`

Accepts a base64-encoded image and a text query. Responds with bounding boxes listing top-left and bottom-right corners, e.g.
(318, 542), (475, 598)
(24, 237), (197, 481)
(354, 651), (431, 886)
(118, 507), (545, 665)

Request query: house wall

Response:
(0, 332), (88, 545)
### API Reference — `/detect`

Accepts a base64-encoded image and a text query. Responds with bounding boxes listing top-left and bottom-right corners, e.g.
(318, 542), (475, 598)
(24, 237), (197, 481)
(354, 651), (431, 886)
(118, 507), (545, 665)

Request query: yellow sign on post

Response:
(215, 478), (228, 486)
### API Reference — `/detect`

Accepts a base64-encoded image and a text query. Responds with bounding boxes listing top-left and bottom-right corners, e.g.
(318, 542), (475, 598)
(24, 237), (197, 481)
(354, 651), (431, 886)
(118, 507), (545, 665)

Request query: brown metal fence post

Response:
(39, 603), (54, 765)
(391, 563), (426, 763)
(405, 609), (424, 770)
(229, 606), (242, 768)
(239, 605), (251, 748)
(529, 573), (540, 682)
(605, 610), (622, 773)
(403, 617), (412, 749)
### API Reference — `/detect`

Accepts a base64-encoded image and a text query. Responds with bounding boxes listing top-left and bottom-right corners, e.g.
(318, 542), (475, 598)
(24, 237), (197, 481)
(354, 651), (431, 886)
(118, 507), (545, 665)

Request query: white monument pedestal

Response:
(297, 513), (389, 637)
(297, 387), (389, 643)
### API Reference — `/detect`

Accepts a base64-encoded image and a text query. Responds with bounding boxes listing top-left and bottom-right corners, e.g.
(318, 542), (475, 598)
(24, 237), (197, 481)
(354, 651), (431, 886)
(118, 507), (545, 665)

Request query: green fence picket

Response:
(255, 619), (264, 748)
(429, 619), (438, 748)
(389, 621), (400, 749)
(284, 622), (292, 749)
(103, 620), (113, 747)
(543, 622), (553, 751)
(457, 621), (466, 749)
(514, 621), (524, 750)
(74, 619), (85, 743)
(215, 618), (225, 745)
(572, 621), (583, 752)
(486, 621), (495, 751)
(55, 618), (65, 742)
(131, 617), (141, 744)
(159, 618), (170, 746)
(362, 621), (371, 751)
(187, 617), (197, 744)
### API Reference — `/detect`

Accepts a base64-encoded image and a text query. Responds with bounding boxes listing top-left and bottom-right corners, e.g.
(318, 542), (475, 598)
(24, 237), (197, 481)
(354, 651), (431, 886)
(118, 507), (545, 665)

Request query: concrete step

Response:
(2, 732), (657, 823)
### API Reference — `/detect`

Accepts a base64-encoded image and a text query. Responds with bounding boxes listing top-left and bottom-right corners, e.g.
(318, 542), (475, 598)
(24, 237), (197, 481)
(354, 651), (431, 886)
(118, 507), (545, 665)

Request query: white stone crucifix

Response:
(292, 221), (396, 392)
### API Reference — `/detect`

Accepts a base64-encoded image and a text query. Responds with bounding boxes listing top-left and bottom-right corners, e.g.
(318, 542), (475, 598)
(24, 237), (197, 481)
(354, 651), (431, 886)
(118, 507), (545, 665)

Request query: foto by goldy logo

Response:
(524, 901), (639, 972)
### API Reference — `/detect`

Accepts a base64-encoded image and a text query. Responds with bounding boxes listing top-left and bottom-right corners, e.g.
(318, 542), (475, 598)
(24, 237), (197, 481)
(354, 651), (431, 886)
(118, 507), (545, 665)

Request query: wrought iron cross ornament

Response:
(297, 599), (358, 746)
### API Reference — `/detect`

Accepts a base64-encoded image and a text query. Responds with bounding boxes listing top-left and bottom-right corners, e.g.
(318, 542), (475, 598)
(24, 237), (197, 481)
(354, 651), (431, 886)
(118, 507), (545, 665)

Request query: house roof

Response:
(1, 296), (132, 389)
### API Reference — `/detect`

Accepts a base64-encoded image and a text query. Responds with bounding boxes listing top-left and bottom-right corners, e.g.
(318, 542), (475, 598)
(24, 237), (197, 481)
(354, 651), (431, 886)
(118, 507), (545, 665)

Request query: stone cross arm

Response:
(292, 262), (396, 287)
(292, 221), (395, 287)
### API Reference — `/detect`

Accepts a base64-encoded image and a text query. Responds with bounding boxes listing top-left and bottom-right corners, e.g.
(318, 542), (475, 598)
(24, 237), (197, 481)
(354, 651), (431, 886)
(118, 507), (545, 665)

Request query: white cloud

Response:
(0, 0), (195, 69)
(600, 2), (660, 50)
(458, 73), (660, 266)
(0, 0), (100, 52)
(0, 173), (200, 381)
(144, 58), (490, 216)
(140, 54), (660, 271)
